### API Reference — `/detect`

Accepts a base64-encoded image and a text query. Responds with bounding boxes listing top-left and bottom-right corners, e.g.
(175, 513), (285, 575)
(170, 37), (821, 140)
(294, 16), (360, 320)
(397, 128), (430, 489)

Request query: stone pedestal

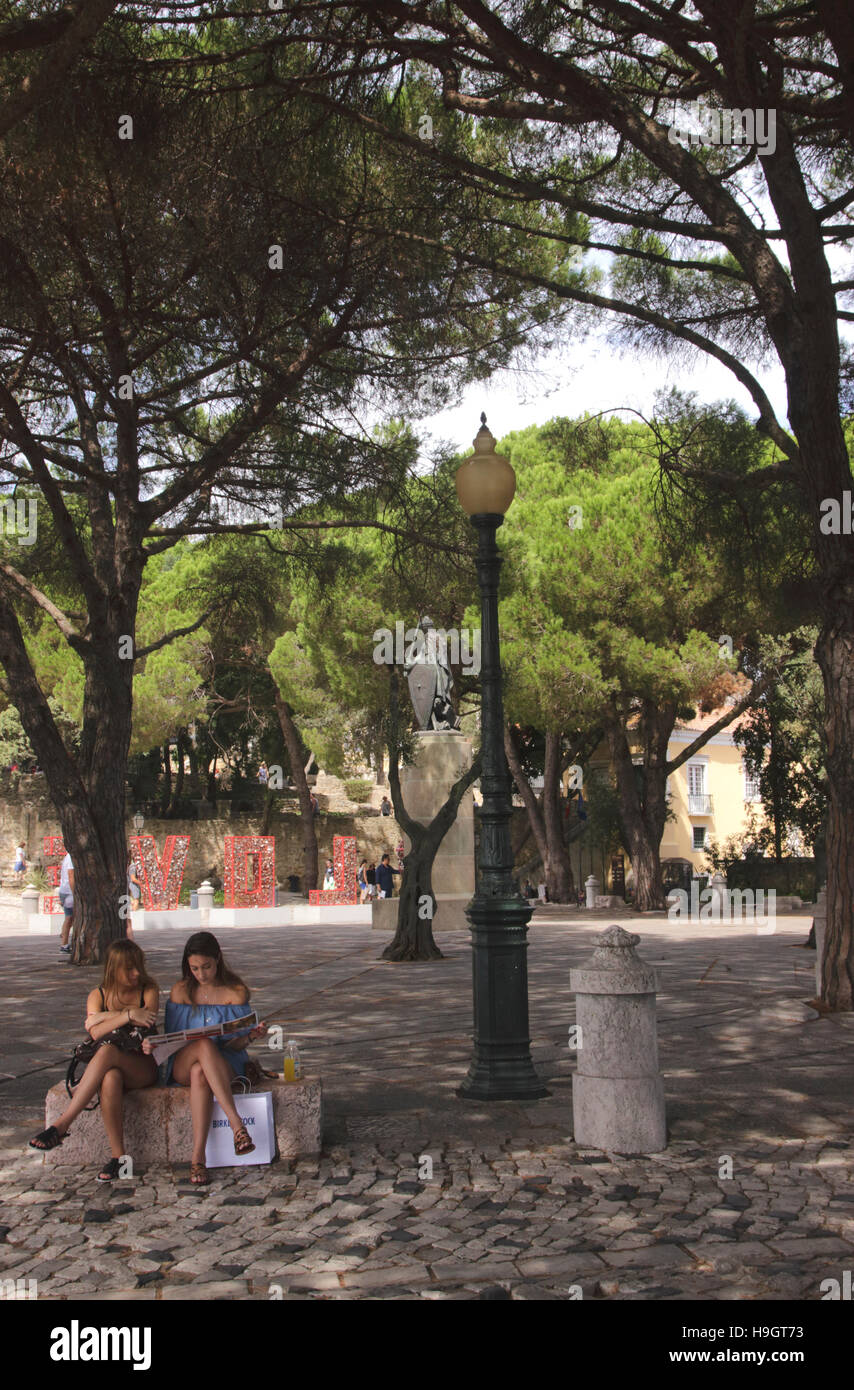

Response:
(585, 875), (600, 909)
(708, 872), (729, 919)
(372, 894), (472, 933)
(570, 925), (666, 1154)
(43, 1076), (322, 1164)
(372, 730), (474, 929)
(21, 886), (40, 923)
(197, 879), (214, 926)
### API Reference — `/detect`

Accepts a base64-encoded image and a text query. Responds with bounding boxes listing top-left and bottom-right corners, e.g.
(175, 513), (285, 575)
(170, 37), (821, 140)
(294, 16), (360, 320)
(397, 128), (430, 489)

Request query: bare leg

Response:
(60, 914), (72, 946)
(189, 1061), (214, 1164)
(172, 1038), (244, 1134)
(99, 1067), (126, 1158)
(52, 1046), (156, 1136)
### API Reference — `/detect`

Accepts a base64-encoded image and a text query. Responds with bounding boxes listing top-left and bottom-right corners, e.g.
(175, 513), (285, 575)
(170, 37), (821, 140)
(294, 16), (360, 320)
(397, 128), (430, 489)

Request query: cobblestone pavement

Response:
(2, 901), (852, 1301)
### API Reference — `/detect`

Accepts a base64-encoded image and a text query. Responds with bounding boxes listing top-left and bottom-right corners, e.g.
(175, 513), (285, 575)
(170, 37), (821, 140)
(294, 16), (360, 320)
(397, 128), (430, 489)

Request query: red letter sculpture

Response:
(308, 835), (358, 905)
(129, 835), (190, 910)
(224, 835), (275, 908)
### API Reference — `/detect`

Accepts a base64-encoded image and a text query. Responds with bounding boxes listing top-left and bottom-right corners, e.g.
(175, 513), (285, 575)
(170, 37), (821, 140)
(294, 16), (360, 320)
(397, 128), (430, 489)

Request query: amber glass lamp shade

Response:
(455, 416), (516, 516)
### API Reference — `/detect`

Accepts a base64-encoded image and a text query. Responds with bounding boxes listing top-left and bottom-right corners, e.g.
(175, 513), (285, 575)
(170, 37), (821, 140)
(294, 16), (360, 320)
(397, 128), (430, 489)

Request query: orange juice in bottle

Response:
(283, 1040), (301, 1081)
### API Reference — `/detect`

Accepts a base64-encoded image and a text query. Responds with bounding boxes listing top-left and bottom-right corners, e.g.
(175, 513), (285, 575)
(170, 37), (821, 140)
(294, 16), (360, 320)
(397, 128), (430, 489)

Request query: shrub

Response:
(344, 778), (373, 803)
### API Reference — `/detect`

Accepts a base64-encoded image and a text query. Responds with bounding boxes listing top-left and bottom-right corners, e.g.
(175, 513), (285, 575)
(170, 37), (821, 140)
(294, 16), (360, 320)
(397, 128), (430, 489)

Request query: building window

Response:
(743, 767), (761, 802)
(687, 761), (712, 814)
(693, 826), (707, 851)
(687, 763), (706, 796)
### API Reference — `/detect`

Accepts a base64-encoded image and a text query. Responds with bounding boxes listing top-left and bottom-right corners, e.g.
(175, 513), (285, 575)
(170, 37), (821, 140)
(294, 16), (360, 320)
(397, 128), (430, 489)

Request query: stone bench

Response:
(41, 1076), (322, 1165)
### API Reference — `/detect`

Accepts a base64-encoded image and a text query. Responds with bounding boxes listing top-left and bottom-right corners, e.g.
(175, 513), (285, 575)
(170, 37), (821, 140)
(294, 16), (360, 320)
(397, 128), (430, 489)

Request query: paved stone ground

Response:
(2, 895), (852, 1301)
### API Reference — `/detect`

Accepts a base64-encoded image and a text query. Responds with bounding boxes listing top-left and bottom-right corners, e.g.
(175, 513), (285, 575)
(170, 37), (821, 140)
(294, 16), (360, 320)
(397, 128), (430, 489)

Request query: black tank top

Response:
(99, 986), (146, 1011)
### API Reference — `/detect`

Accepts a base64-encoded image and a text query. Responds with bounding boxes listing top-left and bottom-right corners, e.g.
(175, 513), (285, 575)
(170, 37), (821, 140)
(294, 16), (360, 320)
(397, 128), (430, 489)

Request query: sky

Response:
(416, 324), (791, 461)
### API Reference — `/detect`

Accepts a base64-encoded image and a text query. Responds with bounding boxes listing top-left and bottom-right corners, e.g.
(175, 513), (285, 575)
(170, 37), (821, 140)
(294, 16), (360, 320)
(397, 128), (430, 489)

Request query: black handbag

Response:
(64, 988), (153, 1107)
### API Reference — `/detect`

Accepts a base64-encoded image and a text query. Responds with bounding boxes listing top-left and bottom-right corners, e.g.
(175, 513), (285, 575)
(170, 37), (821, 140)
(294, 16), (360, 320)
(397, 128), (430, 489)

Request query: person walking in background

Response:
(376, 853), (402, 899)
(380, 795), (392, 817)
(258, 762), (269, 786)
(58, 849), (74, 955)
(126, 847), (142, 941)
(13, 842), (26, 881)
(322, 858), (335, 890)
(357, 860), (369, 904)
(366, 862), (376, 899)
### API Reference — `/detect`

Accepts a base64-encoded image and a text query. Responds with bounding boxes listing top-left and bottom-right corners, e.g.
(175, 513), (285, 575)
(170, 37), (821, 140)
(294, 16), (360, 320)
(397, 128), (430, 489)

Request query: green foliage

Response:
(490, 413), (755, 737)
(343, 778), (373, 803)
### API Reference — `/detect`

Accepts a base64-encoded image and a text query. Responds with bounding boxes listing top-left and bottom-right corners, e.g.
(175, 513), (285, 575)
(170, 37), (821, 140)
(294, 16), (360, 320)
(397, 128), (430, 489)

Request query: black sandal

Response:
(97, 1157), (122, 1183)
(29, 1126), (64, 1151)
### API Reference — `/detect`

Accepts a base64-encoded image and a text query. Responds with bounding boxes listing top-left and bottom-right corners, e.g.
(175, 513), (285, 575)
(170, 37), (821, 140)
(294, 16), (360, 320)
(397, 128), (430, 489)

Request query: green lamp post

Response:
(455, 415), (548, 1101)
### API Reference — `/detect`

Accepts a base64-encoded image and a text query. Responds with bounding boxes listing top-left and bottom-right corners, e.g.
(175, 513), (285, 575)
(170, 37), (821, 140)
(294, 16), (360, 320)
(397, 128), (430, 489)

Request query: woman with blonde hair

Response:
(29, 939), (159, 1181)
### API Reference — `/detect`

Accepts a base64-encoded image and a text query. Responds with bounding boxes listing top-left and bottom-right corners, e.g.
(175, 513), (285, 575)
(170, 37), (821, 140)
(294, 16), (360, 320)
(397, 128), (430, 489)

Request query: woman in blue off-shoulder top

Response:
(145, 931), (265, 1185)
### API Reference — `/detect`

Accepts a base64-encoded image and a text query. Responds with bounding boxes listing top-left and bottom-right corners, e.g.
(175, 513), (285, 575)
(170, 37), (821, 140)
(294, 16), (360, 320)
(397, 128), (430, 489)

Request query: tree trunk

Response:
(382, 670), (481, 959)
(374, 738), (386, 786)
(206, 754), (217, 804)
(768, 708), (784, 863)
(187, 737), (201, 797)
(384, 833), (445, 961)
(0, 594), (136, 963)
(814, 615), (854, 1009)
(169, 732), (185, 813)
(160, 740), (171, 817)
(504, 725), (576, 901)
(608, 702), (672, 912)
(542, 731), (574, 901)
(273, 688), (318, 893)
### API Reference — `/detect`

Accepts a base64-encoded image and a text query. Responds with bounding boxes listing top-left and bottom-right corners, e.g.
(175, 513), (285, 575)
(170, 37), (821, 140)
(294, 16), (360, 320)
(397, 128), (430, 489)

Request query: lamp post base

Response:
(457, 895), (550, 1102)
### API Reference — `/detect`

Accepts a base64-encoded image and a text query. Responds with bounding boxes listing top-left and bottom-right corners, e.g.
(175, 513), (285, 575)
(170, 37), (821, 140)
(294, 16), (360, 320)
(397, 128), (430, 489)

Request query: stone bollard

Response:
(813, 886), (827, 996)
(708, 871), (729, 921)
(570, 925), (667, 1154)
(197, 879), (214, 925)
(21, 885), (40, 922)
(585, 874), (600, 910)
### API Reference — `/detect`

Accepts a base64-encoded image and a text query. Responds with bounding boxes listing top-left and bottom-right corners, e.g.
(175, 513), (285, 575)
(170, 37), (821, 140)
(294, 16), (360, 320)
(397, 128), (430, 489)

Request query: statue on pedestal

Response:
(404, 616), (460, 731)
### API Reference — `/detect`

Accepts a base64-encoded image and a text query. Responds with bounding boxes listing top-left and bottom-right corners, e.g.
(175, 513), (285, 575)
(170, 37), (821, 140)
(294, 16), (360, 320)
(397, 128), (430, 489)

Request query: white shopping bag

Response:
(205, 1090), (275, 1168)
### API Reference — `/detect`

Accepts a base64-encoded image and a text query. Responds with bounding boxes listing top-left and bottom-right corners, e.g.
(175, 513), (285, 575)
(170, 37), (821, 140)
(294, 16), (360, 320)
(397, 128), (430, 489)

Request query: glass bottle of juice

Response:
(283, 1040), (301, 1082)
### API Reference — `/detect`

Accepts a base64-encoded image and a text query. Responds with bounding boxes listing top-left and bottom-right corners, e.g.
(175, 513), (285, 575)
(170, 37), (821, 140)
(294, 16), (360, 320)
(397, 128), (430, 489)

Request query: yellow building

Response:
(657, 710), (762, 891)
(572, 709), (766, 894)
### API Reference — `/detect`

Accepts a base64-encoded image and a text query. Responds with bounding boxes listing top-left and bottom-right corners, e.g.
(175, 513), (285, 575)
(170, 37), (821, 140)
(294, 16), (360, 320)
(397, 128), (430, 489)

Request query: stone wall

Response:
(0, 782), (405, 892)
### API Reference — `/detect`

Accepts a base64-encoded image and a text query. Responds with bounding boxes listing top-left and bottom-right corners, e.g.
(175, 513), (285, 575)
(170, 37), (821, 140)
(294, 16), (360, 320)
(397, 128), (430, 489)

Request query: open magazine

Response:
(147, 1011), (259, 1066)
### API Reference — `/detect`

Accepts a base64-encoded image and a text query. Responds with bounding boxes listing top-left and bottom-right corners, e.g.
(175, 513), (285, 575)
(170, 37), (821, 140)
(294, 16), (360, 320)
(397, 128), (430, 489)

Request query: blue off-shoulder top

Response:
(162, 1001), (251, 1085)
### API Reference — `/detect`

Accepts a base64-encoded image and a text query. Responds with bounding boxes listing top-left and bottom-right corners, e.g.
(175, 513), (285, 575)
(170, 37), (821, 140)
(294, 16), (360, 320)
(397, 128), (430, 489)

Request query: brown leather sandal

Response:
(190, 1162), (209, 1185)
(233, 1125), (255, 1156)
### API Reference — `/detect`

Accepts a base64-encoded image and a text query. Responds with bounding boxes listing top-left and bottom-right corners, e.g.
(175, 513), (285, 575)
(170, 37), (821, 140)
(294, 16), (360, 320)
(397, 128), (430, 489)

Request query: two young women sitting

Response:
(29, 931), (266, 1186)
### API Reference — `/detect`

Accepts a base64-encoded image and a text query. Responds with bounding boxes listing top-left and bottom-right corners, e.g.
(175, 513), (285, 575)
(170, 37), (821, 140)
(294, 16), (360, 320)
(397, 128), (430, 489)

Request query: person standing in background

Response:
(58, 850), (74, 955)
(376, 853), (402, 899)
(13, 842), (26, 880)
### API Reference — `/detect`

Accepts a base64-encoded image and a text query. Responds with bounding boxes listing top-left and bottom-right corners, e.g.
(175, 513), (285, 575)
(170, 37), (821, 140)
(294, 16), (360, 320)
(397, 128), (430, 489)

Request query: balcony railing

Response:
(688, 793), (713, 815)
